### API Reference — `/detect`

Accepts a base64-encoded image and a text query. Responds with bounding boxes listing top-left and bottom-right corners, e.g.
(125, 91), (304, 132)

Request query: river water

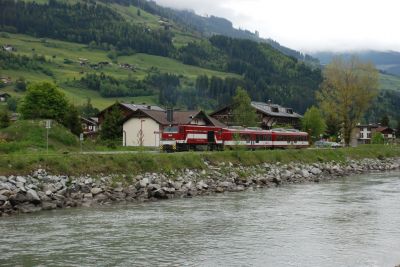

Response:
(1, 171), (400, 267)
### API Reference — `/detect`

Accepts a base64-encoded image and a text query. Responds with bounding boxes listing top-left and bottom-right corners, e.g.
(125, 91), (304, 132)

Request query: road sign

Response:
(45, 120), (52, 129)
(80, 133), (84, 141)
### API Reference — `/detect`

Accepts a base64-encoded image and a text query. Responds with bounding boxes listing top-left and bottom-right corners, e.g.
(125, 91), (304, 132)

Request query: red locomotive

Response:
(160, 125), (309, 152)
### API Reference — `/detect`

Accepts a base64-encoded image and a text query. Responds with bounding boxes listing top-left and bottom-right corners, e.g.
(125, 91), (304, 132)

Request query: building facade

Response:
(351, 124), (396, 145)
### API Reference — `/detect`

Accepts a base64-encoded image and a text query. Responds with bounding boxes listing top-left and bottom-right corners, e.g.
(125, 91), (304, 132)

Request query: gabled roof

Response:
(124, 109), (226, 127)
(356, 124), (379, 128)
(80, 117), (98, 125)
(98, 102), (164, 118)
(251, 102), (302, 118)
(210, 101), (302, 118)
(120, 103), (164, 112)
(376, 126), (396, 133)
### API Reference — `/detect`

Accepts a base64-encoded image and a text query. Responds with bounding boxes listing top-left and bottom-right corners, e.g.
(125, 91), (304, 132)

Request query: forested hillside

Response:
(0, 0), (323, 113)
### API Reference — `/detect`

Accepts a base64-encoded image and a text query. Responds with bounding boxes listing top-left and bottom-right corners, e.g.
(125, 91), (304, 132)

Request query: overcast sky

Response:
(154, 0), (400, 53)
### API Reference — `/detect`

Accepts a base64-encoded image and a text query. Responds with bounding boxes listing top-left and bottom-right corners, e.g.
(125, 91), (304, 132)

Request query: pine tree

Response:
(380, 114), (390, 127)
(100, 105), (124, 141)
(0, 110), (10, 129)
(231, 87), (257, 127)
(63, 104), (82, 136)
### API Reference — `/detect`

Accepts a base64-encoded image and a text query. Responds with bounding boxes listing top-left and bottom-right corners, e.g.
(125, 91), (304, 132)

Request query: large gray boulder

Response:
(196, 181), (208, 190)
(140, 178), (149, 188)
(310, 168), (322, 175)
(26, 189), (41, 203)
(90, 188), (103, 195)
(16, 176), (27, 184)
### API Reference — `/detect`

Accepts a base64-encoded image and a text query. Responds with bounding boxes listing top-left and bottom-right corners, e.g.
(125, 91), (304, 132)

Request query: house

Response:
(119, 63), (135, 71)
(122, 109), (225, 147)
(352, 124), (378, 145)
(376, 126), (396, 143)
(81, 117), (99, 136)
(2, 45), (15, 52)
(0, 76), (12, 85)
(98, 102), (164, 126)
(351, 124), (396, 145)
(78, 58), (89, 66)
(0, 93), (11, 102)
(210, 100), (303, 129)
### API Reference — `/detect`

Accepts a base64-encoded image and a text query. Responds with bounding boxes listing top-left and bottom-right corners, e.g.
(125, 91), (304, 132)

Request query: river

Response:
(1, 171), (400, 267)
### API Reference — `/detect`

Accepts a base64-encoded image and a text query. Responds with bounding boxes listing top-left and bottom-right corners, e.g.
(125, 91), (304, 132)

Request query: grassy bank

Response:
(0, 145), (399, 176)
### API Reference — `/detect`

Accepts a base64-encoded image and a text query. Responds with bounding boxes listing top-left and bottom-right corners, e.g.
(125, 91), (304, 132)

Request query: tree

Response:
(6, 97), (17, 112)
(380, 114), (390, 127)
(100, 104), (124, 141)
(231, 87), (258, 127)
(15, 77), (27, 92)
(317, 56), (379, 146)
(63, 104), (82, 136)
(371, 132), (384, 144)
(0, 110), (10, 129)
(19, 82), (69, 122)
(301, 106), (326, 141)
(79, 98), (99, 117)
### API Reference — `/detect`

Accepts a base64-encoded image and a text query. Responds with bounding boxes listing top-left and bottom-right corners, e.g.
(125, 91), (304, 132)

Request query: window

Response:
(164, 126), (179, 133)
(272, 107), (279, 113)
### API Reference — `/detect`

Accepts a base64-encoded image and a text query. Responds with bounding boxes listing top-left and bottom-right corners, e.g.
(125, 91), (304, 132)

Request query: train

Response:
(160, 124), (309, 152)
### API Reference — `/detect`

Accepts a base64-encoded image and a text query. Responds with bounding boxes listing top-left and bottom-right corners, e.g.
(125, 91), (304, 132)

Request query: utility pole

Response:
(45, 120), (51, 154)
(80, 133), (84, 153)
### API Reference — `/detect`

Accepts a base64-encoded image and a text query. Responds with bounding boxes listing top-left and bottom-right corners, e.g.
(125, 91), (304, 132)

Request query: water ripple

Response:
(1, 172), (400, 266)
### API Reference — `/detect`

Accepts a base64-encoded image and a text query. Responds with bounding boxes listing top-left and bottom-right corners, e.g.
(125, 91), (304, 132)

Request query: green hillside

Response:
(0, 33), (238, 109)
(380, 73), (400, 92)
(0, 0), (324, 113)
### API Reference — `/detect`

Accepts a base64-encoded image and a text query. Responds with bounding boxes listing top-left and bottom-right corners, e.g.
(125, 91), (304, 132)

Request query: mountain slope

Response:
(0, 0), (323, 113)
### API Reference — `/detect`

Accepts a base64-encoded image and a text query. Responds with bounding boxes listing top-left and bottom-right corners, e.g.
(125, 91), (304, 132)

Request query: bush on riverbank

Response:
(0, 145), (399, 176)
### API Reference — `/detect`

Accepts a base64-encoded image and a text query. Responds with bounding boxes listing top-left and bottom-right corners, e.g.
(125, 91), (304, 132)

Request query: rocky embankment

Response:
(1, 157), (400, 216)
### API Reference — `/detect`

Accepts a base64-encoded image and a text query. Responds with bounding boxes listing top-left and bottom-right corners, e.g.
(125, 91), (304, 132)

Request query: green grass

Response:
(0, 120), (79, 154)
(380, 73), (400, 92)
(0, 144), (398, 176)
(0, 33), (239, 109)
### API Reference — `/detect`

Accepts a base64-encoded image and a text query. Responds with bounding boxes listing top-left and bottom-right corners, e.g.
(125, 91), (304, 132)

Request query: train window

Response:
(164, 127), (179, 133)
(241, 134), (251, 142)
(256, 135), (260, 143)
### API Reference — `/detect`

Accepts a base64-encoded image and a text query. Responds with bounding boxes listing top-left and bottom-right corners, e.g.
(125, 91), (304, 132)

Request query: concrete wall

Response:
(123, 118), (161, 147)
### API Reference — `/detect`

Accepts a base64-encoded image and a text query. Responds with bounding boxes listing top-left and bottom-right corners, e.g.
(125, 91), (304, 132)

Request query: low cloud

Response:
(154, 0), (400, 52)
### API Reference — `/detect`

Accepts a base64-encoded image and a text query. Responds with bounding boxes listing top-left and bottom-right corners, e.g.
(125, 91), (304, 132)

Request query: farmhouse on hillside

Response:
(122, 109), (225, 147)
(0, 93), (11, 102)
(210, 100), (302, 129)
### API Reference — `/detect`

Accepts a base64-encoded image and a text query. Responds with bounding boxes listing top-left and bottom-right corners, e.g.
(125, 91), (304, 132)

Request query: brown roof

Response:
(124, 109), (226, 127)
(376, 126), (395, 133)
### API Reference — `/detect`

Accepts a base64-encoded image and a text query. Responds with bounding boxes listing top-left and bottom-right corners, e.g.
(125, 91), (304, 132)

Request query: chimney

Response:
(167, 108), (174, 123)
(267, 99), (272, 105)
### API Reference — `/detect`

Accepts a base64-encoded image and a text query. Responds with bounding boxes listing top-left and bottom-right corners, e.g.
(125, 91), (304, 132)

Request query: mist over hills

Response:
(312, 50), (400, 76)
